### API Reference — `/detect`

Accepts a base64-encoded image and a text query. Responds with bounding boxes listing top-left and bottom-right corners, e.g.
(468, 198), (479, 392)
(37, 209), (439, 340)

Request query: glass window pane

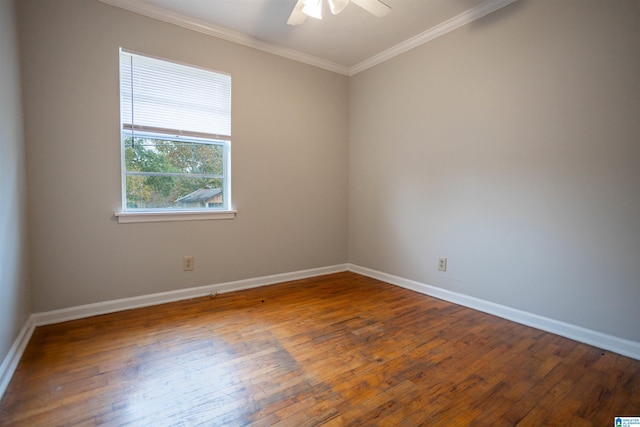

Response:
(124, 137), (224, 176)
(125, 176), (224, 210)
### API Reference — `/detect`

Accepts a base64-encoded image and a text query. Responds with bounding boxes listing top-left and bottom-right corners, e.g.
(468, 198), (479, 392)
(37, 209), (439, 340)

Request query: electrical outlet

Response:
(437, 257), (447, 272)
(183, 256), (194, 271)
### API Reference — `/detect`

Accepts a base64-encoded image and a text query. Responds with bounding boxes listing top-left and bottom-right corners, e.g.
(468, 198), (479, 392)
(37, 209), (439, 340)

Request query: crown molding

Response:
(98, 0), (351, 75)
(348, 0), (519, 75)
(99, 0), (518, 77)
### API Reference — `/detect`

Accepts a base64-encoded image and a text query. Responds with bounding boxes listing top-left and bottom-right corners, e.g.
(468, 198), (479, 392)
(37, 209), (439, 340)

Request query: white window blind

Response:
(120, 49), (231, 139)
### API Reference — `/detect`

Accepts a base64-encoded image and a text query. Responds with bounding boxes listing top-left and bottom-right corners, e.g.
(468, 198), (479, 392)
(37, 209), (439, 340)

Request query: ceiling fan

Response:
(287, 0), (391, 25)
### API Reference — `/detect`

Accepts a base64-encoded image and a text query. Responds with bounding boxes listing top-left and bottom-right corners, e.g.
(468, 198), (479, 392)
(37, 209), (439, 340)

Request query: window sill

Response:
(115, 210), (237, 224)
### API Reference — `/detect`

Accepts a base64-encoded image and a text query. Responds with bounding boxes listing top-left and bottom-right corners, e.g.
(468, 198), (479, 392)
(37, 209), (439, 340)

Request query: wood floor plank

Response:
(1, 272), (639, 426)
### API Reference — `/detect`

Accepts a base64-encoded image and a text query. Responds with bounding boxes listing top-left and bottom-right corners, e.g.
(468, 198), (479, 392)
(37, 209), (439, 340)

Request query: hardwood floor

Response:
(1, 272), (638, 426)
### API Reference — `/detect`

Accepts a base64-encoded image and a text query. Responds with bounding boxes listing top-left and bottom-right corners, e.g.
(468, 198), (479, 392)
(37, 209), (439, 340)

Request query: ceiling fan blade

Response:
(287, 0), (308, 25)
(301, 0), (323, 19)
(328, 0), (349, 15)
(350, 0), (391, 17)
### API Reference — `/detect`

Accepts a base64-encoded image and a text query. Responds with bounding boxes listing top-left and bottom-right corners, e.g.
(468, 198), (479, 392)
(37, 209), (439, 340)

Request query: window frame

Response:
(115, 49), (236, 223)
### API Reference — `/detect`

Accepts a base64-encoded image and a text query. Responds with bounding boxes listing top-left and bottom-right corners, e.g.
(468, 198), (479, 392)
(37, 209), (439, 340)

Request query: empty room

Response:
(1, 0), (639, 425)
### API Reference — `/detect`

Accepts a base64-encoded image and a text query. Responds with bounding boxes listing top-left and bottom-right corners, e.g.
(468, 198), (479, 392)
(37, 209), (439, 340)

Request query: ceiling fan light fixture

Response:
(287, 0), (390, 26)
(301, 0), (323, 19)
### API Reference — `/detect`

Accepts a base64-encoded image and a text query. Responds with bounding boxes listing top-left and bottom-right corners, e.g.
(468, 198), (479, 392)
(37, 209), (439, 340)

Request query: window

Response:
(118, 49), (232, 220)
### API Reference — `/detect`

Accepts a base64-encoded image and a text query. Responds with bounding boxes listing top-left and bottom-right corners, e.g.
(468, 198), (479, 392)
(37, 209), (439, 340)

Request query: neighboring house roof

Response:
(176, 188), (222, 203)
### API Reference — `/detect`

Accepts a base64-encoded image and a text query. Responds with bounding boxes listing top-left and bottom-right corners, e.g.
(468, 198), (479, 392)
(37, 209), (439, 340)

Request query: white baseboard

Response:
(348, 264), (640, 361)
(32, 264), (348, 326)
(32, 264), (349, 326)
(0, 316), (35, 400)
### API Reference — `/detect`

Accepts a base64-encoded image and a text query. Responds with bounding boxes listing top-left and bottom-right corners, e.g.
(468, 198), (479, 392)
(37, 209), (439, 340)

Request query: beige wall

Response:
(17, 0), (349, 312)
(349, 0), (640, 341)
(0, 0), (31, 365)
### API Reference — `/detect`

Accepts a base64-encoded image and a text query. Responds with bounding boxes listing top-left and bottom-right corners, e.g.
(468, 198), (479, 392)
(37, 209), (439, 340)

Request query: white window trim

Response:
(115, 209), (237, 224)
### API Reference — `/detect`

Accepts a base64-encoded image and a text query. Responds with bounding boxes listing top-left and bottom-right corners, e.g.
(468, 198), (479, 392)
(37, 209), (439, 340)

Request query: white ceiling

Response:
(100, 0), (517, 75)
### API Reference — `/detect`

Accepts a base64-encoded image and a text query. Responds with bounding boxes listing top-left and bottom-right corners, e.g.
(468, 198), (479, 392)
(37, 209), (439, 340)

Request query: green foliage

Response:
(124, 137), (224, 209)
